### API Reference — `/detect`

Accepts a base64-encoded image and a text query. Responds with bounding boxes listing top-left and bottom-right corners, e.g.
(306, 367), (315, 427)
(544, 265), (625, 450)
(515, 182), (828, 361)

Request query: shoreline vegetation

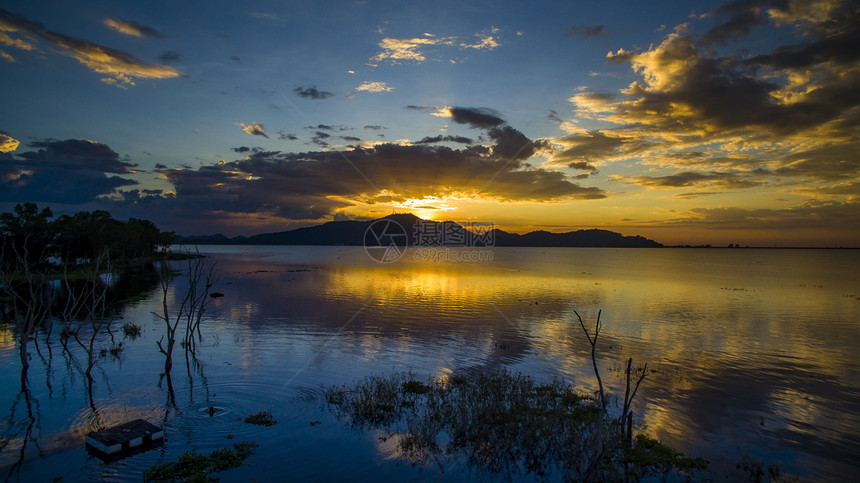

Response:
(1, 203), (177, 268)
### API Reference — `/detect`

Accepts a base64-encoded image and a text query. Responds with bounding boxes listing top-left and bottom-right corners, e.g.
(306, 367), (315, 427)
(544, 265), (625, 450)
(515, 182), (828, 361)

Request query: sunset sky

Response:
(1, 0), (858, 246)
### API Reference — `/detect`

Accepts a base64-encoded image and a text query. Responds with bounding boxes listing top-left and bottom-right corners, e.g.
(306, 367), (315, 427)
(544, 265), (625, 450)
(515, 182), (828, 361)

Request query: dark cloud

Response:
(448, 107), (506, 128)
(675, 192), (719, 199)
(293, 85), (334, 100)
(277, 130), (298, 141)
(564, 24), (609, 39)
(698, 0), (773, 46)
(0, 138), (137, 203)
(341, 136), (362, 142)
(673, 200), (860, 232)
(568, 161), (598, 173)
(310, 131), (330, 147)
(232, 146), (264, 154)
(22, 139), (137, 173)
(547, 109), (564, 124)
(773, 142), (860, 181)
(414, 135), (473, 145)
(154, 163), (167, 169)
(306, 124), (334, 131)
(551, 131), (651, 165)
(745, 6), (860, 69)
(487, 126), (544, 162)
(605, 34), (793, 133)
(0, 8), (180, 88)
(617, 171), (765, 190)
(364, 125), (385, 130)
(405, 105), (432, 112)
(158, 51), (182, 64)
(797, 181), (860, 198)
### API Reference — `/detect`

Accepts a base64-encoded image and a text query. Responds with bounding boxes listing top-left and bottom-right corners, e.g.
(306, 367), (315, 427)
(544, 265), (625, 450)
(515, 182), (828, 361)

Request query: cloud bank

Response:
(0, 138), (137, 203)
(561, 0), (859, 198)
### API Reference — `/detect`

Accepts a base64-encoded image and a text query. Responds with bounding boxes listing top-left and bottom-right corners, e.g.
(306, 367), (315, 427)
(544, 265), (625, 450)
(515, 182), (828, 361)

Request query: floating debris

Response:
(86, 419), (164, 460)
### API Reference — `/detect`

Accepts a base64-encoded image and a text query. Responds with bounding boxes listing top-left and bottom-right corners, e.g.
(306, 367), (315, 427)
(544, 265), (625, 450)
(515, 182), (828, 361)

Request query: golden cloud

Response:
(0, 8), (181, 88)
(0, 31), (35, 50)
(372, 36), (456, 63)
(0, 131), (19, 152)
(558, 0), (859, 200)
(239, 122), (269, 138)
(461, 28), (501, 50)
(371, 28), (501, 64)
(103, 18), (163, 39)
(355, 81), (394, 93)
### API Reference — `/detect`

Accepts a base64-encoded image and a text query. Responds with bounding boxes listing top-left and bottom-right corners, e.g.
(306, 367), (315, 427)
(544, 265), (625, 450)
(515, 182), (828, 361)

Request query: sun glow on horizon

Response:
(394, 196), (454, 220)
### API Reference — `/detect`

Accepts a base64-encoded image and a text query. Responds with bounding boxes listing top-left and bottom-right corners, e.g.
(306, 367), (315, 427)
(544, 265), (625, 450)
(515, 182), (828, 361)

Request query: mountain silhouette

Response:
(178, 214), (662, 248)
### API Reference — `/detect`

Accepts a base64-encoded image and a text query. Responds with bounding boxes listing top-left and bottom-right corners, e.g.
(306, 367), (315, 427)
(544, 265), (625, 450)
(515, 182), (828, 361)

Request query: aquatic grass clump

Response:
(98, 342), (124, 360)
(143, 442), (258, 481)
(624, 434), (708, 479)
(244, 411), (278, 426)
(324, 369), (708, 480)
(326, 373), (410, 425)
(121, 322), (141, 338)
(401, 379), (431, 395)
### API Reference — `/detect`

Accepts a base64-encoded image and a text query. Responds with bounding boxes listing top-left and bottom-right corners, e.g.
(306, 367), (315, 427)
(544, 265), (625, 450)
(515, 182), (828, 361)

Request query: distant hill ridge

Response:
(179, 213), (663, 248)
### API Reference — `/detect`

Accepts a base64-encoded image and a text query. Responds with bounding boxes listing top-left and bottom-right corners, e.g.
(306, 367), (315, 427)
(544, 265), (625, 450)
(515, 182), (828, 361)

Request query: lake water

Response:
(1, 246), (858, 481)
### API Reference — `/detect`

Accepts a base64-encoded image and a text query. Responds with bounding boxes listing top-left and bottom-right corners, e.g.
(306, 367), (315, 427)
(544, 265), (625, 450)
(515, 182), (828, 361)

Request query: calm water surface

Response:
(1, 246), (858, 481)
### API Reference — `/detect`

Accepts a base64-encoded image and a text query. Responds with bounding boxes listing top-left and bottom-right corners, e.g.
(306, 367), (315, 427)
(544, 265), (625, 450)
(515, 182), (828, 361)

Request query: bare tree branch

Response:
(575, 309), (606, 409)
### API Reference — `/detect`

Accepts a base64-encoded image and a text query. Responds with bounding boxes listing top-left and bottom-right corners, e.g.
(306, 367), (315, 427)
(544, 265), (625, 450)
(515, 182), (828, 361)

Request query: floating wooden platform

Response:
(85, 419), (164, 459)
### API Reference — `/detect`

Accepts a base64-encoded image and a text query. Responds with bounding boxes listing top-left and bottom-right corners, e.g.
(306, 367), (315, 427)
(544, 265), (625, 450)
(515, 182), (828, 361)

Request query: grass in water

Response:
(121, 322), (142, 339)
(324, 370), (708, 480)
(244, 411), (278, 426)
(143, 442), (258, 482)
